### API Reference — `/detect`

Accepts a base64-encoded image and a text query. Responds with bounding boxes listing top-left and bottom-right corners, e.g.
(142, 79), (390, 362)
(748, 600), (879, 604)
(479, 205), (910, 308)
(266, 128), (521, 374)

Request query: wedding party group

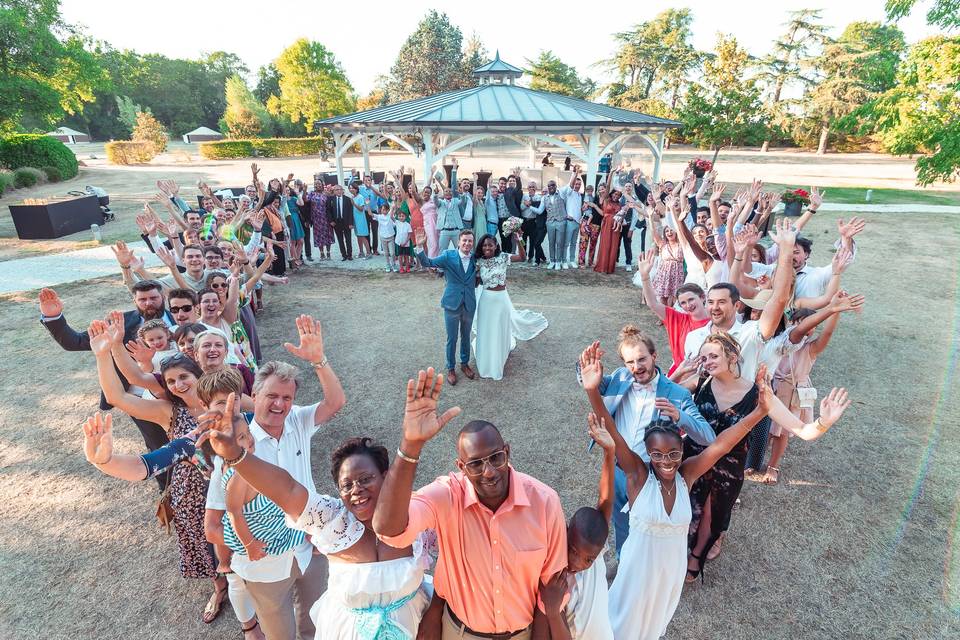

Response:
(41, 154), (865, 640)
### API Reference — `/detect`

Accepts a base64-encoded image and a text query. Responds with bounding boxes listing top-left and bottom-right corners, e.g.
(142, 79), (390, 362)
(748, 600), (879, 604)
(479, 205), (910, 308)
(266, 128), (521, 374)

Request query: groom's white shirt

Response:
(458, 250), (471, 272)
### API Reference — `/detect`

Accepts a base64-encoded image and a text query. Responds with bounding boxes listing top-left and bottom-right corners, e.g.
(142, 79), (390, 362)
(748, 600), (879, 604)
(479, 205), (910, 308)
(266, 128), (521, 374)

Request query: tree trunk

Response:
(817, 126), (829, 155)
(711, 147), (722, 166)
(761, 140), (770, 153)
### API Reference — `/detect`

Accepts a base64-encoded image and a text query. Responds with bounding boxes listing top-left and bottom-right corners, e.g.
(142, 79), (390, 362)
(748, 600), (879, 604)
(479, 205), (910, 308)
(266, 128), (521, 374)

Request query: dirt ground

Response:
(1, 142), (955, 262)
(0, 211), (958, 639)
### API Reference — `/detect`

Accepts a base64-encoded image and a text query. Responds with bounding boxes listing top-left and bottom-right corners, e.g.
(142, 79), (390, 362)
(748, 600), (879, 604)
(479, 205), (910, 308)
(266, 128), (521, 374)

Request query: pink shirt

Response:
(379, 468), (567, 633)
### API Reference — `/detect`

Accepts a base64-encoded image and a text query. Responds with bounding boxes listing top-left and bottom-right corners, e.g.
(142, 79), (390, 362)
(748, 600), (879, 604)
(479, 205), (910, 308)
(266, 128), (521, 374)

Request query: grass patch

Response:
(761, 184), (960, 206)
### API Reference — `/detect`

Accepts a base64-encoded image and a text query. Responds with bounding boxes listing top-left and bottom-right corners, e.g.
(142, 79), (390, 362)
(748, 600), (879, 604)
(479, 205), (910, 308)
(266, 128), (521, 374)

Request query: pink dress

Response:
(419, 199), (439, 258)
(771, 343), (817, 437)
(653, 242), (684, 299)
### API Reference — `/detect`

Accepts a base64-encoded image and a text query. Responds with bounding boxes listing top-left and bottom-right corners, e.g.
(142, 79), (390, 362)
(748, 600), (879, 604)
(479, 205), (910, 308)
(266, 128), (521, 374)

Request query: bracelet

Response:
(224, 447), (248, 467)
(312, 356), (328, 369)
(121, 266), (131, 270)
(396, 448), (419, 464)
(814, 418), (829, 433)
(733, 257), (743, 262)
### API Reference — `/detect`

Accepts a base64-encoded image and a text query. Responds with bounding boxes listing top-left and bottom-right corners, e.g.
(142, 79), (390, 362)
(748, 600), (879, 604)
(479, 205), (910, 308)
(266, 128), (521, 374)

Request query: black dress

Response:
(684, 377), (759, 553)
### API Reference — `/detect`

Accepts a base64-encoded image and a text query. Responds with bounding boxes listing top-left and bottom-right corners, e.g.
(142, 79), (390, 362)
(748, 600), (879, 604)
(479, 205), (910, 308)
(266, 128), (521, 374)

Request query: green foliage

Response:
(131, 112), (168, 154)
(0, 134), (79, 179)
(266, 39), (354, 134)
(886, 0), (960, 29)
(13, 167), (46, 188)
(676, 35), (768, 148)
(526, 51), (595, 99)
(115, 95), (143, 136)
(0, 171), (12, 193)
(255, 63), (281, 104)
(388, 10), (477, 101)
(104, 141), (156, 164)
(223, 75), (271, 138)
(39, 165), (61, 181)
(199, 137), (327, 160)
(856, 36), (960, 184)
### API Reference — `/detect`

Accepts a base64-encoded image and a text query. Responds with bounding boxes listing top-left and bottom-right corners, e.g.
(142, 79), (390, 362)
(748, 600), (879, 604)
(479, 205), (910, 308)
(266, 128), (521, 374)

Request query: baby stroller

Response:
(68, 186), (114, 222)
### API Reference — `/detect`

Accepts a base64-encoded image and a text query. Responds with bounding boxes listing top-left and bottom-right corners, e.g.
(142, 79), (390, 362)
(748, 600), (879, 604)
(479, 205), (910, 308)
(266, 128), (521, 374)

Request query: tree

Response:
(387, 10), (475, 101)
(461, 34), (489, 81)
(856, 36), (960, 184)
(132, 111), (168, 154)
(526, 51), (594, 99)
(115, 95), (143, 136)
(805, 22), (905, 154)
(266, 38), (354, 134)
(886, 0), (960, 30)
(255, 63), (281, 104)
(221, 75), (270, 138)
(675, 35), (768, 150)
(757, 9), (828, 151)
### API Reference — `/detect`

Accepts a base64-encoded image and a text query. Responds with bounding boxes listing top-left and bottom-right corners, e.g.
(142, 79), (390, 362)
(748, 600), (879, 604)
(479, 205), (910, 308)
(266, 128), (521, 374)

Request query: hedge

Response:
(40, 165), (62, 182)
(199, 137), (327, 160)
(13, 167), (46, 188)
(0, 172), (13, 193)
(105, 141), (157, 165)
(0, 134), (78, 180)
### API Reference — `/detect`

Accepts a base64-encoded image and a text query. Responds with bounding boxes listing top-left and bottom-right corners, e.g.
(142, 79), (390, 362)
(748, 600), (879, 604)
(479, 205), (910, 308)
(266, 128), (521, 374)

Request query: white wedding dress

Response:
(608, 468), (691, 640)
(472, 253), (548, 380)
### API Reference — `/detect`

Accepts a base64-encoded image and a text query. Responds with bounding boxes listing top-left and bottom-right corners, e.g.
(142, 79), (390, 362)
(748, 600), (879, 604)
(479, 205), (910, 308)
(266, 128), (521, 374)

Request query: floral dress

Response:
(168, 405), (217, 579)
(653, 242), (684, 299)
(308, 191), (334, 249)
(683, 378), (759, 554)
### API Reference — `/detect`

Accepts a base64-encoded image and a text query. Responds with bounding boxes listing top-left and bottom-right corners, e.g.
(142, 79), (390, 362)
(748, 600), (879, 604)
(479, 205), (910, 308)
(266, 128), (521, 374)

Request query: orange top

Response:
(379, 468), (567, 633)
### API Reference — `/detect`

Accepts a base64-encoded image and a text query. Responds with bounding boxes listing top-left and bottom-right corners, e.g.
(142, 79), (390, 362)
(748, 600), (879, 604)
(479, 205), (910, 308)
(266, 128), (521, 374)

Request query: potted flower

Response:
(781, 188), (810, 217)
(688, 157), (713, 178)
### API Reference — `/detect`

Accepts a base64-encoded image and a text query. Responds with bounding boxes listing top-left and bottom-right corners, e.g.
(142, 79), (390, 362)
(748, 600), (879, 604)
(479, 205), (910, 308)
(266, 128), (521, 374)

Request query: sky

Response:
(61, 0), (944, 95)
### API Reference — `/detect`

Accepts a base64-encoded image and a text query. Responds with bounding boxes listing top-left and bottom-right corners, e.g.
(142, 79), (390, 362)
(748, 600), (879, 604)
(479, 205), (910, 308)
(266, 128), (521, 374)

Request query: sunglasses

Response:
(169, 304), (193, 314)
(160, 352), (191, 367)
(461, 449), (508, 476)
(210, 283), (227, 289)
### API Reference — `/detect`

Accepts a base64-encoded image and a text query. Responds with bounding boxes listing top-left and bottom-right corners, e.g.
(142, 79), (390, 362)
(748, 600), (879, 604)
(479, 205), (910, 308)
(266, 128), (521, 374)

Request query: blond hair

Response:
(701, 332), (743, 377)
(137, 319), (170, 342)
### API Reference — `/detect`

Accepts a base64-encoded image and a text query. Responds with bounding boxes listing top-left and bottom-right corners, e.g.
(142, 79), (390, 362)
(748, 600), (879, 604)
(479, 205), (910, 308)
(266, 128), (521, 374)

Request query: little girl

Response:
(373, 203), (397, 272)
(221, 419), (305, 564)
(136, 319), (178, 374)
(394, 209), (414, 273)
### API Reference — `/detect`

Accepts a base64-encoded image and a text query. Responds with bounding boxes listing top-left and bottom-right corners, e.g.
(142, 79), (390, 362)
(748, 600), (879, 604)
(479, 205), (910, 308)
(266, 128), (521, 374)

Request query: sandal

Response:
(202, 582), (228, 624)
(764, 466), (781, 485)
(241, 620), (261, 639)
(685, 551), (705, 584)
(706, 533), (724, 561)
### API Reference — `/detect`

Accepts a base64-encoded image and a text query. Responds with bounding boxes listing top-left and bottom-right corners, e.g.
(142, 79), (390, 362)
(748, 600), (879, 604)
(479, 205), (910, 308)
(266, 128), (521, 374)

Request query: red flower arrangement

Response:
(781, 188), (811, 205)
(688, 158), (713, 173)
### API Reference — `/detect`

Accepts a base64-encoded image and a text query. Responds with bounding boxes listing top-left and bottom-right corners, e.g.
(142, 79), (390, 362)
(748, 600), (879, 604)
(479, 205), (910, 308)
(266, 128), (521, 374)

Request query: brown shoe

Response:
(446, 369), (457, 386)
(460, 364), (476, 379)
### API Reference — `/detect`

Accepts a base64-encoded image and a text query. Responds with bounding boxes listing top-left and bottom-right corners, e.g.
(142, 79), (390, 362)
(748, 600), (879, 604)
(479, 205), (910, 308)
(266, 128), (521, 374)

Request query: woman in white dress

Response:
(202, 400), (434, 640)
(578, 343), (769, 640)
(472, 233), (549, 380)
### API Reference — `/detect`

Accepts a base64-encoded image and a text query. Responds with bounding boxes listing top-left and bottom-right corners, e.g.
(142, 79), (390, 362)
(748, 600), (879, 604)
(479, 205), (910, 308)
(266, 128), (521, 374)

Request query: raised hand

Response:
(283, 314), (325, 364)
(808, 186), (825, 211)
(111, 240), (135, 268)
(636, 248), (655, 278)
(831, 247), (854, 274)
(837, 216), (866, 241)
(831, 290), (865, 313)
(755, 364), (771, 415)
(88, 319), (111, 355)
(402, 368), (461, 443)
(818, 387), (851, 428)
(105, 310), (125, 347)
(126, 339), (156, 366)
(588, 412), (615, 452)
(769, 217), (797, 247)
(710, 183), (726, 202)
(39, 287), (64, 317)
(197, 392), (243, 460)
(83, 412), (114, 465)
(579, 341), (604, 390)
(156, 245), (177, 269)
(250, 163), (260, 176)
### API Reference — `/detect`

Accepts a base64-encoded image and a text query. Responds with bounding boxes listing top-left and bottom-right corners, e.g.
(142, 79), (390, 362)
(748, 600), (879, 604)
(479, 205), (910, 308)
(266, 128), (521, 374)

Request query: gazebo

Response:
(317, 52), (681, 187)
(46, 127), (90, 144)
(182, 126), (224, 143)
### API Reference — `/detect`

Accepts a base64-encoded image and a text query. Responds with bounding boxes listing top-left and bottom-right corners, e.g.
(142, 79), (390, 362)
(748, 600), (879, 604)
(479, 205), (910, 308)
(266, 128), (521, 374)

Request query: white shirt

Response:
(394, 220), (412, 246)
(566, 556), (614, 640)
(616, 373), (659, 460)
(226, 403), (320, 583)
(558, 185), (583, 221)
(374, 213), (396, 238)
(459, 250), (471, 272)
(684, 319), (768, 381)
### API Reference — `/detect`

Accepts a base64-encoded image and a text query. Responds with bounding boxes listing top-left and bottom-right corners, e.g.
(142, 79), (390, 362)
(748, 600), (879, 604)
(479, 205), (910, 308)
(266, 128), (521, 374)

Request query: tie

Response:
(632, 381), (654, 393)
(338, 198), (342, 219)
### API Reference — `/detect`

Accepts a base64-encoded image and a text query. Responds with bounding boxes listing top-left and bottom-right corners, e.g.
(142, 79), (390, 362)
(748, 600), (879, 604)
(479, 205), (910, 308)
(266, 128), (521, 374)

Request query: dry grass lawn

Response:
(0, 211), (958, 639)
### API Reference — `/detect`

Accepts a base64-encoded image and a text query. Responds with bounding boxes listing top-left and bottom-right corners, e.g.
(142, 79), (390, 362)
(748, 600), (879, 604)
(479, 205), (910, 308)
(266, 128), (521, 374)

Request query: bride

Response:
(472, 232), (548, 379)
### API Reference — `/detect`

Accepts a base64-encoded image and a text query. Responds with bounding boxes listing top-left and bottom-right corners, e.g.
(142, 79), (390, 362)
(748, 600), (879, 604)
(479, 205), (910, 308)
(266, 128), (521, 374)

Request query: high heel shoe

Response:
(685, 551), (705, 584)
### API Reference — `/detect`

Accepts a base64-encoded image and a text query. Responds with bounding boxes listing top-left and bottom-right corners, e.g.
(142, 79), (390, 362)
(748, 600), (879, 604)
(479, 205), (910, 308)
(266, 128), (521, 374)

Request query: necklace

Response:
(655, 472), (675, 497)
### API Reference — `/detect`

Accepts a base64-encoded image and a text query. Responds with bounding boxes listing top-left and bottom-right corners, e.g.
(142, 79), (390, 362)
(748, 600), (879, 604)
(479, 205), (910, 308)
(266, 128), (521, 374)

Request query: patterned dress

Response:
(308, 191), (334, 249)
(653, 242), (685, 299)
(168, 405), (217, 579)
(684, 378), (759, 554)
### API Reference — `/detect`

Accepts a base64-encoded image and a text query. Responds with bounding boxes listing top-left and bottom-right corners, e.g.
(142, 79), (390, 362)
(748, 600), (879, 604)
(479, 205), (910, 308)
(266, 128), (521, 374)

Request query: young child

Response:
(393, 209), (414, 273)
(136, 319), (178, 374)
(373, 203), (397, 272)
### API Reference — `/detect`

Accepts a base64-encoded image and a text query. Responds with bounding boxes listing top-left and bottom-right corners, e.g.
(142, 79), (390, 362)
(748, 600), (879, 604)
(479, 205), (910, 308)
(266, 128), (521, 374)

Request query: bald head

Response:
(457, 420), (503, 453)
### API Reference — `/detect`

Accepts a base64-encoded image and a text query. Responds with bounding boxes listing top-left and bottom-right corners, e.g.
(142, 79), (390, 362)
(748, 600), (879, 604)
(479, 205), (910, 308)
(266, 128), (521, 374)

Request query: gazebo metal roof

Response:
(473, 50), (523, 75)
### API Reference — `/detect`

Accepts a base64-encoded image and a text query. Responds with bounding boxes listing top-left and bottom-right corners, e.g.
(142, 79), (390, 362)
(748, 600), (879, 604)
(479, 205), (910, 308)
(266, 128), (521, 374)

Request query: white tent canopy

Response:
(182, 126), (224, 143)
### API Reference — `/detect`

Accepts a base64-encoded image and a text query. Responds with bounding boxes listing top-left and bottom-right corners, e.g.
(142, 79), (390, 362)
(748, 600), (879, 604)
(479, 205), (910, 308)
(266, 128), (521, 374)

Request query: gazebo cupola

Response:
(472, 51), (523, 86)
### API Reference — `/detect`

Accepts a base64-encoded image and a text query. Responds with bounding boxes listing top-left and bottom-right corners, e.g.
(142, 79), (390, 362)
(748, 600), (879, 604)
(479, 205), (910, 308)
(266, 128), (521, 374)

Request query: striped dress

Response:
(221, 468), (305, 556)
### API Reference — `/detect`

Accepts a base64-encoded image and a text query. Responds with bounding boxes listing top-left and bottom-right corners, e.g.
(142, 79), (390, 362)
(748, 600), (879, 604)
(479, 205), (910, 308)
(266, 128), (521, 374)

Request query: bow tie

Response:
(632, 381), (655, 393)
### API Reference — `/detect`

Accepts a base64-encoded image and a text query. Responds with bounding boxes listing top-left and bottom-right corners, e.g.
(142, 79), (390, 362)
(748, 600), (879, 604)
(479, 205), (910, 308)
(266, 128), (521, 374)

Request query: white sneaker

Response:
(549, 263), (557, 270)
(561, 263), (568, 270)
(567, 262), (576, 269)
(625, 265), (633, 272)
(384, 266), (392, 273)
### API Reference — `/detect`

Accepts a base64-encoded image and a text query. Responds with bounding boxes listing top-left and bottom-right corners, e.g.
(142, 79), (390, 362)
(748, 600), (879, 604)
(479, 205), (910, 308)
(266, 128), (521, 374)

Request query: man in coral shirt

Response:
(374, 368), (567, 639)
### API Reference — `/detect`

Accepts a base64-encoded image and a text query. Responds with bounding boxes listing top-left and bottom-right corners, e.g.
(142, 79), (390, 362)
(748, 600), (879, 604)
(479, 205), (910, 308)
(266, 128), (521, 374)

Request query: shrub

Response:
(0, 134), (79, 180)
(105, 141), (157, 165)
(13, 167), (46, 188)
(0, 172), (13, 193)
(199, 136), (327, 160)
(40, 165), (62, 182)
(132, 112), (169, 154)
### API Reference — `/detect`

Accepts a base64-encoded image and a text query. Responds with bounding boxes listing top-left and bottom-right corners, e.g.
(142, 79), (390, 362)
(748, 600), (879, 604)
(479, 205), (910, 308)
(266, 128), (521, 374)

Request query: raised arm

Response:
(636, 250), (667, 321)
(281, 314), (346, 426)
(588, 413), (616, 523)
(729, 226), (762, 299)
(758, 219), (797, 340)
(805, 291), (864, 355)
(762, 379), (851, 441)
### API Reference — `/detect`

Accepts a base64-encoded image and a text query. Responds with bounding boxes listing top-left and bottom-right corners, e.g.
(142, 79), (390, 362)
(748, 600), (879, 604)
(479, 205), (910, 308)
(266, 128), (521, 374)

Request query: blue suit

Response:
(418, 249), (477, 370)
(579, 364), (714, 554)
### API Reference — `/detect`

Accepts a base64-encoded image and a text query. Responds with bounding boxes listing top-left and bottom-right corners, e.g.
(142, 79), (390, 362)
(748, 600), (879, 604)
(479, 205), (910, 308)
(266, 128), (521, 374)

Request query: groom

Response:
(415, 228), (477, 385)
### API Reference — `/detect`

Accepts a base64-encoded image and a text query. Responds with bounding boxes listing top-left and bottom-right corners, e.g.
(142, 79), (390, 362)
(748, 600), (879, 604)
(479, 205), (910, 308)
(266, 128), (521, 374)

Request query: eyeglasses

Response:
(210, 283), (227, 289)
(461, 449), (508, 476)
(160, 352), (191, 367)
(169, 304), (194, 314)
(649, 451), (683, 463)
(339, 474), (377, 494)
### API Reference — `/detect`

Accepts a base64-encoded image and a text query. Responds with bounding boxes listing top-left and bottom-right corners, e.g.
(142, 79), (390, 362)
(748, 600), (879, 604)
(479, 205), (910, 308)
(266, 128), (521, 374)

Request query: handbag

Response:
(155, 469), (175, 535)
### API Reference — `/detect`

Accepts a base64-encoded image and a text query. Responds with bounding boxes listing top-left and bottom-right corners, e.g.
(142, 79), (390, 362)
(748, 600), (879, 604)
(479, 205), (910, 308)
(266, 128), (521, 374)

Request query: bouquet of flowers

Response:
(781, 188), (811, 205)
(688, 158), (713, 175)
(501, 216), (523, 236)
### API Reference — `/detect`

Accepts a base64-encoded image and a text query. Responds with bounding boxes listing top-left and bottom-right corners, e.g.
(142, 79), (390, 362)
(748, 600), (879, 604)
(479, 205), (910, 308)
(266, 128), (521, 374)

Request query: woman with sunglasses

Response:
(201, 393), (436, 640)
(204, 252), (273, 372)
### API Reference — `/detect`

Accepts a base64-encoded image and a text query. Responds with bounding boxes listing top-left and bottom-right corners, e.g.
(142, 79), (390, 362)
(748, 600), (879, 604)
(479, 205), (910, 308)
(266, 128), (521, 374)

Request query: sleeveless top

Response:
(221, 467), (305, 556)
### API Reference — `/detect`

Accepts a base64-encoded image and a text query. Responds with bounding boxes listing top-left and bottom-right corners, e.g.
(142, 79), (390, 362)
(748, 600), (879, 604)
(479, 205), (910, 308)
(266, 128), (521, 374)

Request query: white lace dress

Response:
(608, 470), (691, 640)
(472, 253), (548, 380)
(288, 491), (436, 640)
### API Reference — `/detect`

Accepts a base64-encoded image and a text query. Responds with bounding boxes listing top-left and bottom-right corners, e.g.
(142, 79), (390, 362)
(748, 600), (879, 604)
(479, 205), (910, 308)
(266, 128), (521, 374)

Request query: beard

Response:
(139, 305), (165, 320)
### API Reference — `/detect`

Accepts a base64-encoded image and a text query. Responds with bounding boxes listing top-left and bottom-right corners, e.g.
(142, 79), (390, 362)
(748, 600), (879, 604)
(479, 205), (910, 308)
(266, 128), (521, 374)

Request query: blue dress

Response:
(284, 196), (305, 241)
(352, 194), (370, 237)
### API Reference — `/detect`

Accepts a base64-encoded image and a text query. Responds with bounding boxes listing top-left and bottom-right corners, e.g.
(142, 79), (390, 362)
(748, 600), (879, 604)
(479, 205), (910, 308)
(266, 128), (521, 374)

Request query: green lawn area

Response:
(761, 184), (960, 206)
